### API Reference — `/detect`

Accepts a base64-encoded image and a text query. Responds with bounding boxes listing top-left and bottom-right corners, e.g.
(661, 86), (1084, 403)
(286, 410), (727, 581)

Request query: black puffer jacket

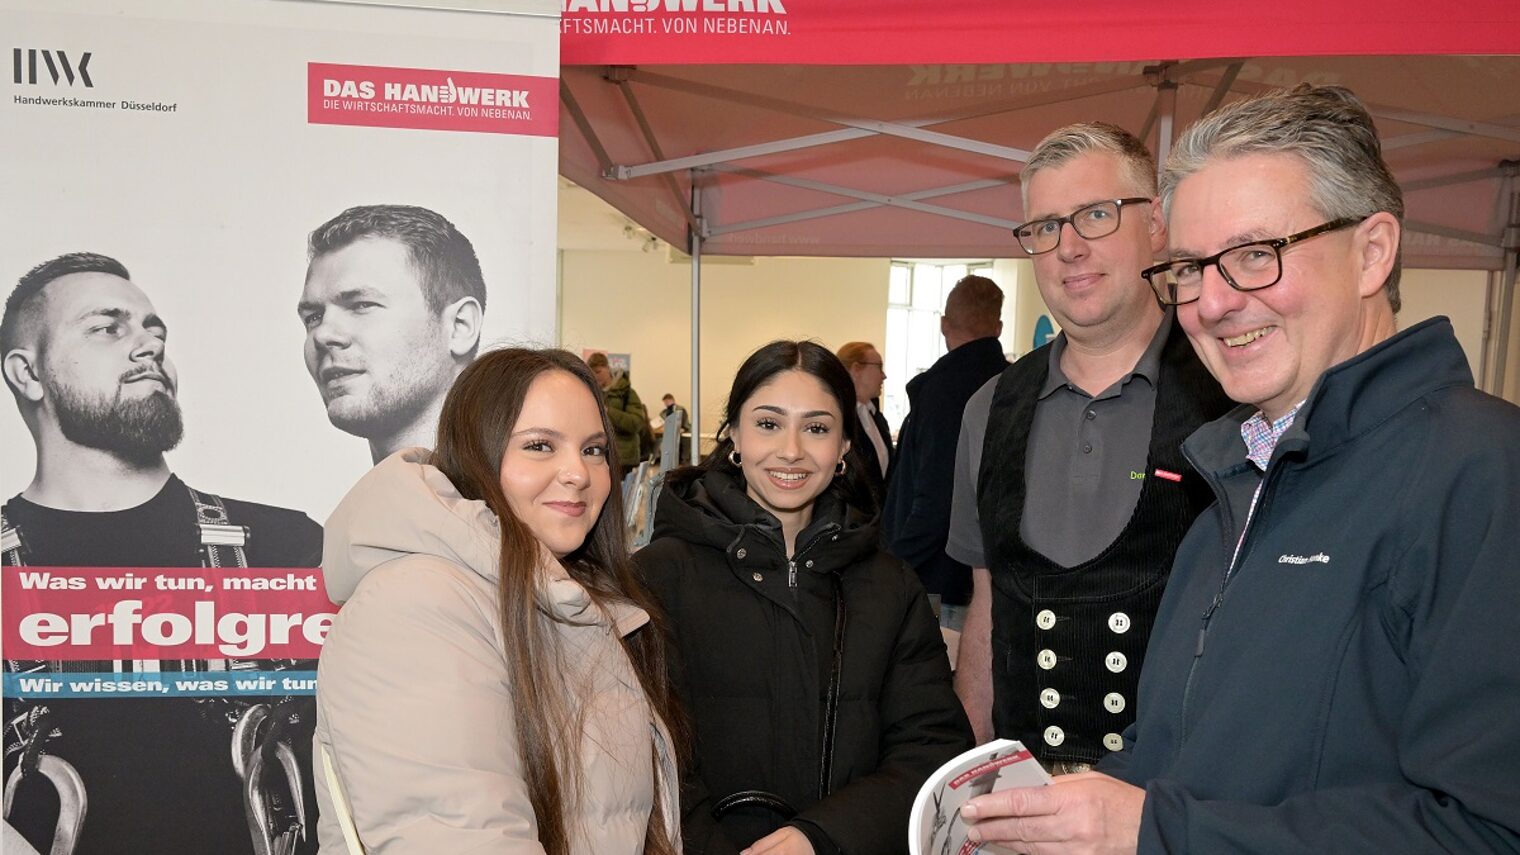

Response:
(634, 469), (973, 855)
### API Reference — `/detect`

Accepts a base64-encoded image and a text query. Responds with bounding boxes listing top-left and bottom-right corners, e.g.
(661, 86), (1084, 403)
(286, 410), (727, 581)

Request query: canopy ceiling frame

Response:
(559, 2), (1520, 421)
(579, 59), (1257, 244)
(567, 62), (1520, 419)
(582, 59), (1519, 258)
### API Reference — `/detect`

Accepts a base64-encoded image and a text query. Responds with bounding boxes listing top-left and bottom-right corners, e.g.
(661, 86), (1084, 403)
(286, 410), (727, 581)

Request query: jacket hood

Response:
(651, 467), (880, 566)
(322, 448), (648, 634)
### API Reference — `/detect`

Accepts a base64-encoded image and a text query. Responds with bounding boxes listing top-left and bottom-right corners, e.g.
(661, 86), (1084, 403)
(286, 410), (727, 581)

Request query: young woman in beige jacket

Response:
(313, 348), (684, 854)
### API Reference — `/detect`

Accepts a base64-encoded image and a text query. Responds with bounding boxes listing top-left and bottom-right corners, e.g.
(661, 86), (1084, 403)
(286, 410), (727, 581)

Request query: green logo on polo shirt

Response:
(1130, 470), (1146, 480)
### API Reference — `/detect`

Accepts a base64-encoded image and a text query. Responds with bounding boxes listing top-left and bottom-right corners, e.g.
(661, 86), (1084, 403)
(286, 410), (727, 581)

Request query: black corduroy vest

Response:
(976, 320), (1229, 765)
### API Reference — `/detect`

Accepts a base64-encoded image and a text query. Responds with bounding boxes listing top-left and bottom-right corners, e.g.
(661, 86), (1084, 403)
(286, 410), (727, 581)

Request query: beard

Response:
(51, 379), (184, 466)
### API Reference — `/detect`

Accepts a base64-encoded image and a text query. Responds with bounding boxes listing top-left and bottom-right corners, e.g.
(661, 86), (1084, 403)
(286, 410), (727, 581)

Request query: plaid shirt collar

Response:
(1240, 403), (1303, 472)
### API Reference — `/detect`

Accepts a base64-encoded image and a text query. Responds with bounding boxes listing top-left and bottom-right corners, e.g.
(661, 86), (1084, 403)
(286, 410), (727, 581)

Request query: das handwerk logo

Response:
(13, 48), (93, 87)
(562, 0), (789, 35)
(564, 0), (787, 12)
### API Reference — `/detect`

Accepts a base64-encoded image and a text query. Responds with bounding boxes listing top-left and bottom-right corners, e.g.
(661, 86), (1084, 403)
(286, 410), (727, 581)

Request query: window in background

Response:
(882, 260), (993, 432)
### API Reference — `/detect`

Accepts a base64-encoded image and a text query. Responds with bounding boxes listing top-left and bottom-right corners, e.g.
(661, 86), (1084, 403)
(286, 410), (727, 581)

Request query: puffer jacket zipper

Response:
(787, 523), (840, 603)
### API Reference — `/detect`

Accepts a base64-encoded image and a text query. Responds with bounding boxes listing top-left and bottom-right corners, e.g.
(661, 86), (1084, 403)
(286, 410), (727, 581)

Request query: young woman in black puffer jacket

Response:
(634, 340), (973, 855)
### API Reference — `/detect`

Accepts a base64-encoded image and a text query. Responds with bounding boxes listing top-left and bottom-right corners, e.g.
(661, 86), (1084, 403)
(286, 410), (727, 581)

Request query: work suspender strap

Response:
(2, 492), (249, 569)
(1, 504), (31, 567)
(185, 486), (249, 568)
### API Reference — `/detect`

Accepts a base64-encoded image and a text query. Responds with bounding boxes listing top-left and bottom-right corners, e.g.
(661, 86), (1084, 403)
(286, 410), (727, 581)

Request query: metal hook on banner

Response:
(231, 703), (270, 781)
(3, 753), (87, 855)
(232, 703), (307, 855)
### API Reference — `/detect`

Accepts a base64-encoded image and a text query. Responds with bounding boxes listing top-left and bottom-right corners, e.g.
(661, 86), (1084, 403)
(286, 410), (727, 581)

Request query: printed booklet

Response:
(908, 739), (1052, 855)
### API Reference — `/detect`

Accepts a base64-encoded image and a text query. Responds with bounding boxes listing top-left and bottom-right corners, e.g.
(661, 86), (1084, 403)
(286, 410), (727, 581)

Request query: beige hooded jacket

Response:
(312, 449), (678, 854)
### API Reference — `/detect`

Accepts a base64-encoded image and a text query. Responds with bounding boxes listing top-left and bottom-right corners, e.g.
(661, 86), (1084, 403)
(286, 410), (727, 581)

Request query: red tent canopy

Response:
(559, 1), (1520, 267)
(562, 0), (1520, 66)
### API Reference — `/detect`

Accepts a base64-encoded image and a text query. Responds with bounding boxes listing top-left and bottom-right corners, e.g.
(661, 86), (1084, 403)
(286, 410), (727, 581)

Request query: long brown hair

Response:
(429, 347), (684, 855)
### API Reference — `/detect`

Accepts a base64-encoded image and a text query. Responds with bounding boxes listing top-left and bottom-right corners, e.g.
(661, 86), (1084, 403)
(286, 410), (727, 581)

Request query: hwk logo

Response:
(13, 49), (94, 87)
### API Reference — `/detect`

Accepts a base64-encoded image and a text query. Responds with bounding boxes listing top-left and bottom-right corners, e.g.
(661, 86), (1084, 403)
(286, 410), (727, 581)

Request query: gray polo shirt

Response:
(947, 313), (1171, 569)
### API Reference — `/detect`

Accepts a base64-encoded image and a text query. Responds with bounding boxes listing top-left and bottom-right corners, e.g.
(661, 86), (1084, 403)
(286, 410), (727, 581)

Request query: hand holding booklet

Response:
(908, 739), (1052, 855)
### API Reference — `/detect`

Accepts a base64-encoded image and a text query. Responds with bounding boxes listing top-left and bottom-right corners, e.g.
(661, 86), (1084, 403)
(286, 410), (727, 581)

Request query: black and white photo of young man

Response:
(299, 205), (486, 463)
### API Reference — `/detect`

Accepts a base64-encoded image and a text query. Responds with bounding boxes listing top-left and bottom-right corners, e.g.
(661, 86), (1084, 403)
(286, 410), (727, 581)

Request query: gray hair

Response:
(1021, 122), (1157, 209)
(1159, 85), (1404, 313)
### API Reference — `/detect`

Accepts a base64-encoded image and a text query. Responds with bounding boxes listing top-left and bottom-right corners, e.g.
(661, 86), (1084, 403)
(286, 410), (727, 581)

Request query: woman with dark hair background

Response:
(312, 348), (684, 854)
(634, 340), (971, 855)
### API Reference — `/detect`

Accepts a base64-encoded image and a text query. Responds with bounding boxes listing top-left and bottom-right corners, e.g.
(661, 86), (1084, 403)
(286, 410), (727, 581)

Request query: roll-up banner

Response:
(1, 1), (559, 852)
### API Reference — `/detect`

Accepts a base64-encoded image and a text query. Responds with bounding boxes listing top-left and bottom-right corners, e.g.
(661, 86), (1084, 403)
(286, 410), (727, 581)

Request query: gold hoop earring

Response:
(728, 449), (741, 466)
(835, 458), (847, 476)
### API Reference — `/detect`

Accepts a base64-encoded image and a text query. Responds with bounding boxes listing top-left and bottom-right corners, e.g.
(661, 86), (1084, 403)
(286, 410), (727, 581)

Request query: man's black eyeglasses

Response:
(1141, 217), (1366, 306)
(1012, 197), (1151, 256)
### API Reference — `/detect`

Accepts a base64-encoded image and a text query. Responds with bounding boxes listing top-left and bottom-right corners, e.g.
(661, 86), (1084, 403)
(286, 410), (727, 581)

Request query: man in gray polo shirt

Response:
(950, 123), (1230, 770)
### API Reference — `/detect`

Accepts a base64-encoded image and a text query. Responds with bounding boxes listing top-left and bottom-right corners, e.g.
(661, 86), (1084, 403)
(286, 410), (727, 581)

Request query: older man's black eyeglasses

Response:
(1141, 217), (1366, 306)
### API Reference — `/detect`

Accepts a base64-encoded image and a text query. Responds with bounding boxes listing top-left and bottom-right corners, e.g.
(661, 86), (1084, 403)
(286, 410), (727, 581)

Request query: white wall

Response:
(990, 257), (1047, 360)
(1397, 268), (1488, 382)
(559, 249), (889, 438)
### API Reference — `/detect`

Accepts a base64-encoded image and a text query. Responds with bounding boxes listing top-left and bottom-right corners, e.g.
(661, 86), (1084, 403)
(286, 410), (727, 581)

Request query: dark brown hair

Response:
(430, 347), (683, 855)
(671, 339), (872, 510)
(307, 204), (486, 316)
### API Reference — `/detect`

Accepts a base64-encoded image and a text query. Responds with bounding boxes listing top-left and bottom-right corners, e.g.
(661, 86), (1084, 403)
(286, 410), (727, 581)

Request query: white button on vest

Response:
(1105, 651), (1128, 673)
(1104, 732), (1124, 751)
(1108, 612), (1131, 634)
(1039, 688), (1060, 709)
(1036, 609), (1057, 630)
(752, 572), (763, 582)
(736, 548), (747, 559)
(1037, 649), (1058, 670)
(1104, 692), (1126, 713)
(1043, 725), (1065, 747)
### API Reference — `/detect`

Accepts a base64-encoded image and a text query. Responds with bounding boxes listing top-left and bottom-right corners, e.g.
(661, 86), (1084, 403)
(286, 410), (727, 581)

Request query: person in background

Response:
(963, 85), (1520, 855)
(881, 274), (1008, 632)
(635, 339), (972, 855)
(313, 348), (683, 854)
(660, 393), (693, 465)
(834, 341), (892, 510)
(587, 351), (649, 482)
(660, 393), (690, 432)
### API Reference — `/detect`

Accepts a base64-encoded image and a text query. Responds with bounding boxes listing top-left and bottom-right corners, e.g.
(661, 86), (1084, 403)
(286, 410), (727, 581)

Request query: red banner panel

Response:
(308, 62), (558, 136)
(3, 566), (337, 660)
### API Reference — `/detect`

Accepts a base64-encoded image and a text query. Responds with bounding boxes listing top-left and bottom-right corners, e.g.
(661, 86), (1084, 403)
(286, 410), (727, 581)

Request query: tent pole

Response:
(1155, 80), (1178, 173)
(1479, 271), (1496, 392)
(689, 172), (703, 465)
(1491, 174), (1520, 399)
(1492, 249), (1518, 399)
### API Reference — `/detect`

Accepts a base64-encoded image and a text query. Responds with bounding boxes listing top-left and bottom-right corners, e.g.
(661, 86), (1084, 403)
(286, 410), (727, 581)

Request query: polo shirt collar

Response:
(1038, 308), (1174, 400)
